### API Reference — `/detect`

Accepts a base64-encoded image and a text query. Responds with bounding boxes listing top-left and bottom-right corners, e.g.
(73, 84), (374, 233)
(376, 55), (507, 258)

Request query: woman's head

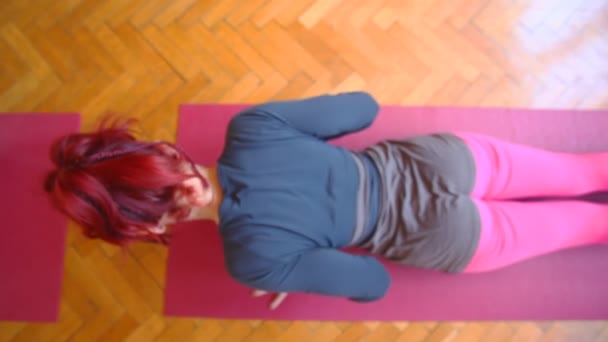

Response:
(44, 118), (208, 246)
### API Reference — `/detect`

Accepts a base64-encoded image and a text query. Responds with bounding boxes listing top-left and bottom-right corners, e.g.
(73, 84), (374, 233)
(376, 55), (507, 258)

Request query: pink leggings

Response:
(455, 133), (608, 273)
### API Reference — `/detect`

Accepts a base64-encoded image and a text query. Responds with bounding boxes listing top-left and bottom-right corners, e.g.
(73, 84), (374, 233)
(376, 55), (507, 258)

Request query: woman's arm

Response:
(228, 247), (391, 302)
(244, 92), (380, 140)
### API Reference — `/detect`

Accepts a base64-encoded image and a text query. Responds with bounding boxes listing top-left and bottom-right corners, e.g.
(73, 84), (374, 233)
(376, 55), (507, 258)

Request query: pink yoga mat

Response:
(0, 113), (80, 322)
(165, 105), (608, 320)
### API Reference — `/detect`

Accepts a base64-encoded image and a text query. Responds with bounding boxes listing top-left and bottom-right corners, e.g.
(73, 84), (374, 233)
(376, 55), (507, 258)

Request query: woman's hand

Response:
(251, 289), (288, 310)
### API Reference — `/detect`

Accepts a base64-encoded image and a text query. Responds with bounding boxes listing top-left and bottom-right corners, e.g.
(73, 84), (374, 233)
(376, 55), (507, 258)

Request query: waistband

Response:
(349, 152), (380, 246)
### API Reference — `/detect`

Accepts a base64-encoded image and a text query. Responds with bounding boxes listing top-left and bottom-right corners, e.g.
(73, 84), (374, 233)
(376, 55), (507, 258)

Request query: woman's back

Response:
(215, 92), (391, 302)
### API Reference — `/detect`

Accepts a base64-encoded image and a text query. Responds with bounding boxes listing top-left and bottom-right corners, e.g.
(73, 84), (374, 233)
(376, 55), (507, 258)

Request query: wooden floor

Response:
(1, 0), (608, 341)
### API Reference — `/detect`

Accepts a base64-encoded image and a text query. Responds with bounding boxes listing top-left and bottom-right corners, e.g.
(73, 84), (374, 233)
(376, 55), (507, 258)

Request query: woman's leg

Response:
(463, 199), (608, 273)
(455, 132), (608, 199)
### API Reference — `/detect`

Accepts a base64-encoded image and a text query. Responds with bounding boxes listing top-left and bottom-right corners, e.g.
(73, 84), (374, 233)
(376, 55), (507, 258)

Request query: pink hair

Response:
(44, 118), (206, 246)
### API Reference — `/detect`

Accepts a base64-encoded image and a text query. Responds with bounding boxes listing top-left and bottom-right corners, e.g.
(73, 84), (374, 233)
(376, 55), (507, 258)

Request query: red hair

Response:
(44, 118), (205, 246)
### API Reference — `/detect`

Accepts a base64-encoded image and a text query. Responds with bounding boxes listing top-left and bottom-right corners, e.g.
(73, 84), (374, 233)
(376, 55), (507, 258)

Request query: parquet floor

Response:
(1, 0), (608, 341)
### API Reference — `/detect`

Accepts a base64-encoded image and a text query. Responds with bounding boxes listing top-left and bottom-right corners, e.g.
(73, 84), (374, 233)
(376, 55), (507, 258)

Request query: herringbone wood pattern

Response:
(1, 0), (608, 341)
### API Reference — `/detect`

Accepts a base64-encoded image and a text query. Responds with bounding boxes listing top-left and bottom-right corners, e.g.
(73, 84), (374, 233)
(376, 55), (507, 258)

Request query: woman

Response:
(45, 92), (608, 309)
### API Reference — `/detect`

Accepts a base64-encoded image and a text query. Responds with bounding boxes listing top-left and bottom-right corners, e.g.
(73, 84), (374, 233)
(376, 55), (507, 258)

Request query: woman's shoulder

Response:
(219, 219), (314, 261)
(219, 223), (309, 287)
(227, 105), (282, 131)
(224, 105), (306, 144)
